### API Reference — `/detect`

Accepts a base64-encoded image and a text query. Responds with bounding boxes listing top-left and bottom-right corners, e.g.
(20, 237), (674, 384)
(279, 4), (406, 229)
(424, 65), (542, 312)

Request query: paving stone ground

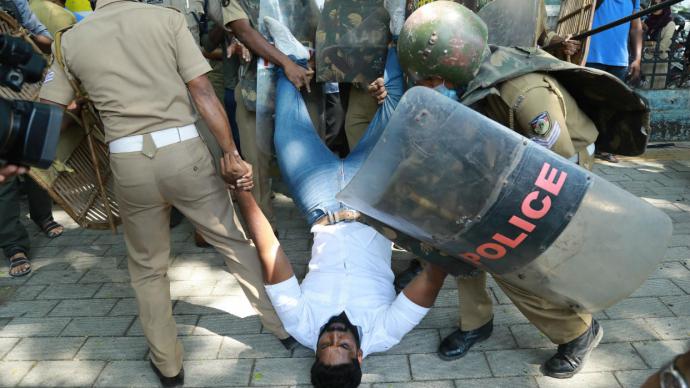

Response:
(1, 144), (690, 387)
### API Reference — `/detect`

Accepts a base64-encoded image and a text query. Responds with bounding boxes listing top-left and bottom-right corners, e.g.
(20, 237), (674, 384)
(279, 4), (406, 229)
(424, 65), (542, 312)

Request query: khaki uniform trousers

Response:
(110, 136), (288, 377)
(344, 85), (379, 149)
(234, 87), (321, 223)
(458, 73), (599, 344)
(456, 272), (592, 344)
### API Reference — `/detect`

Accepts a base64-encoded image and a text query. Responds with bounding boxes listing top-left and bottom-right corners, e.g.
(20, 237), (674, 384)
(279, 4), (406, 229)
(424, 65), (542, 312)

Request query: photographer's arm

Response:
(31, 35), (52, 54)
(0, 165), (28, 183)
(234, 190), (294, 285)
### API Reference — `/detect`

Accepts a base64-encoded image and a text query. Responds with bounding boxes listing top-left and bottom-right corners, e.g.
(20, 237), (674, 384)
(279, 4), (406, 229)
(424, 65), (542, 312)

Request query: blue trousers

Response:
(274, 47), (403, 225)
(586, 63), (628, 81)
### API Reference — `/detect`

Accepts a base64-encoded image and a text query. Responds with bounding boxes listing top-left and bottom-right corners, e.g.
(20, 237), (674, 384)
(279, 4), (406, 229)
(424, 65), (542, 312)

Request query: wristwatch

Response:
(661, 356), (689, 388)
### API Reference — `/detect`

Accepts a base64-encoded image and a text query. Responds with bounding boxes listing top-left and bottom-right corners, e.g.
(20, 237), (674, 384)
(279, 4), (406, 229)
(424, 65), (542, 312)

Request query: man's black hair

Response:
(310, 358), (362, 388)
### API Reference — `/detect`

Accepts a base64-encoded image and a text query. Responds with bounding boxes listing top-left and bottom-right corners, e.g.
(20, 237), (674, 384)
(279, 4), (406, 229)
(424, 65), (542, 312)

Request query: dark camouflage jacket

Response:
(315, 0), (390, 84)
(462, 46), (650, 157)
(235, 0), (260, 111)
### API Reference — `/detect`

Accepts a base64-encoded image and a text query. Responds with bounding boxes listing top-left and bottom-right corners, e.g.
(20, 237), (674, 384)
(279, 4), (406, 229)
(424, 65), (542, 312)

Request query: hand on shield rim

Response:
(0, 164), (28, 183)
(220, 151), (254, 191)
(284, 61), (313, 93)
(368, 77), (387, 104)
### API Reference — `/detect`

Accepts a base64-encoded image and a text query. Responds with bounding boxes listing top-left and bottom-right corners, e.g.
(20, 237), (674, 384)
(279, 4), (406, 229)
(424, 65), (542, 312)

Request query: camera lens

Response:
(21, 51), (46, 83)
(0, 35), (33, 66)
(0, 99), (22, 161)
(0, 99), (62, 168)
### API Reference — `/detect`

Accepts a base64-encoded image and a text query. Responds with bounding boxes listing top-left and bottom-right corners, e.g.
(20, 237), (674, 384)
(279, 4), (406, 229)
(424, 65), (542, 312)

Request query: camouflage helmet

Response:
(398, 1), (489, 86)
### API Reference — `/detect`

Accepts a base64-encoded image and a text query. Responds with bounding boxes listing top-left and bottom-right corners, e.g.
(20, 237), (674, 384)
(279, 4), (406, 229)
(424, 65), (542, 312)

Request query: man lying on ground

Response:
(225, 16), (447, 388)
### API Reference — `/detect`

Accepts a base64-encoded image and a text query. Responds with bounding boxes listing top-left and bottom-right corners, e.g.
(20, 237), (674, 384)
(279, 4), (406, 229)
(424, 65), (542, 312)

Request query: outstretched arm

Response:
(401, 262), (447, 308)
(235, 190), (294, 285)
(228, 19), (312, 91)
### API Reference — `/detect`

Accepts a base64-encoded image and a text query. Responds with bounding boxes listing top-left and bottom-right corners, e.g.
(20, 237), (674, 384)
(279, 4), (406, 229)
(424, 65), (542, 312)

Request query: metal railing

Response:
(639, 24), (690, 89)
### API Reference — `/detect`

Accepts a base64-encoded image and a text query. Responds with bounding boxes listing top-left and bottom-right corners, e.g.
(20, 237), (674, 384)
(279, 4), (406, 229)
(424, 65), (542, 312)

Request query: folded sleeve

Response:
(380, 292), (430, 344)
(222, 0), (248, 26)
(39, 47), (76, 105)
(16, 0), (51, 37)
(265, 276), (304, 319)
(172, 12), (212, 82)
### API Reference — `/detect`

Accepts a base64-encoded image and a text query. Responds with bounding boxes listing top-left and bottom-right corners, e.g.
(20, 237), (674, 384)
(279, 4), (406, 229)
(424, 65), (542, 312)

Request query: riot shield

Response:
(315, 0), (390, 84)
(337, 86), (672, 313)
(255, 0), (320, 154)
(478, 0), (541, 47)
(555, 0), (596, 65)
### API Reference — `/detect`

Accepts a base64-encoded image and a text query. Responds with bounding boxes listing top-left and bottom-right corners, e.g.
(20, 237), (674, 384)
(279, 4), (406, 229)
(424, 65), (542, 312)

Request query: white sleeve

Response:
(264, 276), (305, 325)
(380, 292), (430, 344)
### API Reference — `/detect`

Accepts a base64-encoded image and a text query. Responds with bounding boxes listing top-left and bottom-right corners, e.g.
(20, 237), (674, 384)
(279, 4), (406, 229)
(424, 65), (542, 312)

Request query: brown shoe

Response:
(194, 231), (211, 248)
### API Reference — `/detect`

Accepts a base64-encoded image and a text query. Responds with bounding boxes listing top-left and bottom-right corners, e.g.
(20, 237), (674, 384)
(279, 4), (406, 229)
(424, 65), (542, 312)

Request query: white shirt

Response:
(265, 222), (430, 358)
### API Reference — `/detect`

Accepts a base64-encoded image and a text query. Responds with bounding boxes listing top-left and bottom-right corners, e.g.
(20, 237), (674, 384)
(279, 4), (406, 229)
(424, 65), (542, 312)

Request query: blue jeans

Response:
(274, 47), (403, 225)
(224, 88), (241, 156)
(586, 63), (628, 82)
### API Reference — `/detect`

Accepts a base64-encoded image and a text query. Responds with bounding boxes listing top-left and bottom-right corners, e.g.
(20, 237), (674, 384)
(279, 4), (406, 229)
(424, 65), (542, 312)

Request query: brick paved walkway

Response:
(1, 144), (689, 387)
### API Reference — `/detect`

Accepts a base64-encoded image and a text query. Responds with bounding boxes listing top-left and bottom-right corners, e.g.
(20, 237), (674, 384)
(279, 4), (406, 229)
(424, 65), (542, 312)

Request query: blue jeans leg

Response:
(274, 48), (404, 225)
(274, 65), (342, 224)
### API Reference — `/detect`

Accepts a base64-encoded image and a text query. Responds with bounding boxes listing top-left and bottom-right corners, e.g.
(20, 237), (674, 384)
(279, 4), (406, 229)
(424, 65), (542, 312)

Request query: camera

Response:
(0, 34), (62, 169)
(0, 34), (46, 92)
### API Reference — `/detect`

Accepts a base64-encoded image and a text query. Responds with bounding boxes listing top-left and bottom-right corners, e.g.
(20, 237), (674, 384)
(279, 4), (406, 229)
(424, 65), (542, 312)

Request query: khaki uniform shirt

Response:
(483, 72), (598, 159)
(29, 0), (77, 36)
(144, 0), (204, 44)
(39, 0), (212, 142)
(222, 0), (247, 26)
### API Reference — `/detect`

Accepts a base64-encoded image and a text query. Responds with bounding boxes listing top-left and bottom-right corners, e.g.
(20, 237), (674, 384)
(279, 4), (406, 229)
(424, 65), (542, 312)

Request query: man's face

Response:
(315, 318), (363, 366)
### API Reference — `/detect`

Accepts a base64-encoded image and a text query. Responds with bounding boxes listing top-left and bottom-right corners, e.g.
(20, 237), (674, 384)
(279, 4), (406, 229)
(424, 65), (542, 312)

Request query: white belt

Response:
(109, 124), (198, 154)
(569, 143), (596, 163)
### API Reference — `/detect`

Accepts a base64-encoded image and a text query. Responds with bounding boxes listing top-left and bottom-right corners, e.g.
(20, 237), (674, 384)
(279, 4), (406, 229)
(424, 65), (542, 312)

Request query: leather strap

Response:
(314, 210), (362, 226)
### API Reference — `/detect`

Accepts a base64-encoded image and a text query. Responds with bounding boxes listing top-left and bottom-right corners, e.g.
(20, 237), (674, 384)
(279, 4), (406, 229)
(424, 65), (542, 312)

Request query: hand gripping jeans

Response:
(274, 47), (403, 225)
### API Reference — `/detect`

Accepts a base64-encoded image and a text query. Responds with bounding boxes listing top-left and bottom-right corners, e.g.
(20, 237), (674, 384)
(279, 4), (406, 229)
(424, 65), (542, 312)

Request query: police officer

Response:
(391, 2), (624, 379)
(315, 0), (392, 150)
(221, 0), (316, 229)
(314, 0), (413, 155)
(39, 1), (291, 385)
(140, 0), (224, 245)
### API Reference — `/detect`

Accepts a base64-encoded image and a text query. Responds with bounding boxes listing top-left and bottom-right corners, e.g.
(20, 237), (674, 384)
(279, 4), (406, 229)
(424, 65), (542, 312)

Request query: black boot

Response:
(280, 336), (300, 351)
(394, 259), (423, 293)
(150, 360), (184, 387)
(438, 319), (493, 361)
(542, 320), (603, 379)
